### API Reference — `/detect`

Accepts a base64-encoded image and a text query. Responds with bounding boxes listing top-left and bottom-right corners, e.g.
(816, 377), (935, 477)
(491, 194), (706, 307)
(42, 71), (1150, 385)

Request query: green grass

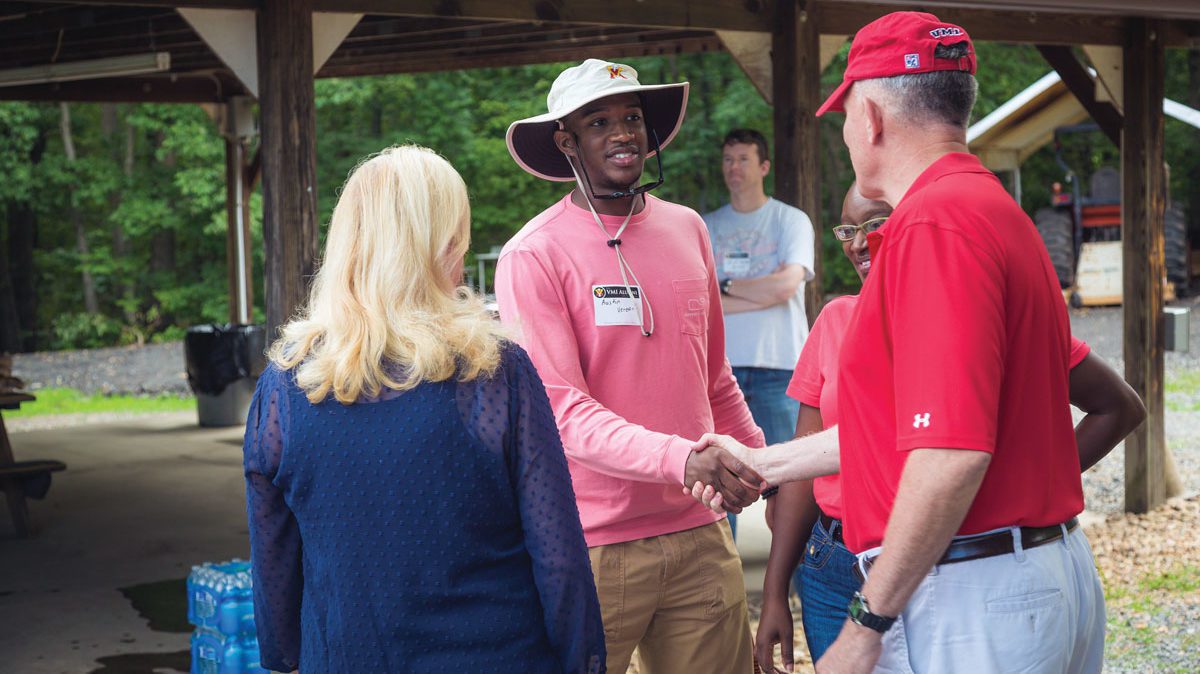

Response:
(1165, 371), (1200, 411)
(1165, 370), (1200, 394)
(1104, 564), (1200, 671)
(5, 387), (194, 419)
(1139, 565), (1200, 594)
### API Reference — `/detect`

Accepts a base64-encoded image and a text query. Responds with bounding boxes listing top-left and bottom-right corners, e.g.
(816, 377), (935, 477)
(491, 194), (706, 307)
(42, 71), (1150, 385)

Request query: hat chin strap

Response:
(568, 159), (654, 337)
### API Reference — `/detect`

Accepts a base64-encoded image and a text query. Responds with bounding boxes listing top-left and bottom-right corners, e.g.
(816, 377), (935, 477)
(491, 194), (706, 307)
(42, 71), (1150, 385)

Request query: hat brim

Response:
(506, 82), (690, 182)
(816, 79), (854, 117)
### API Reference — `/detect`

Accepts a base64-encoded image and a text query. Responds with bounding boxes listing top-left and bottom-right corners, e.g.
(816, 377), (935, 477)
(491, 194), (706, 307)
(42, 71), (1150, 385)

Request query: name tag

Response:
(723, 251), (751, 276)
(592, 285), (643, 326)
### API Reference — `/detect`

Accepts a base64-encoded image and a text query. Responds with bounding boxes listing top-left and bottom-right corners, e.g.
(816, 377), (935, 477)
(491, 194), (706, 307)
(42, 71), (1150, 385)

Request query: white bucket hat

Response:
(506, 59), (690, 182)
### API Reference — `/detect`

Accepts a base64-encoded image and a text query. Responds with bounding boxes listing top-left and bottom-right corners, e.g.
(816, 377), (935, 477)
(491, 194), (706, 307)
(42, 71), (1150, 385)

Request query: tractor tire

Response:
(1035, 207), (1075, 287)
(1090, 167), (1121, 204)
(1165, 202), (1188, 288)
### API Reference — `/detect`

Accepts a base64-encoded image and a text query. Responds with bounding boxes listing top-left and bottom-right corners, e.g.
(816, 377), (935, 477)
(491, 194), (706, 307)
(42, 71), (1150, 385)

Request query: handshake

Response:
(682, 434), (765, 514)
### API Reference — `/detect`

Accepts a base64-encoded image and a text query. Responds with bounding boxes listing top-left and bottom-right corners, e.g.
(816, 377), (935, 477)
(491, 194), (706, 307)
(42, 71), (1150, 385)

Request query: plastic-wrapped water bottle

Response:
(188, 559), (266, 674)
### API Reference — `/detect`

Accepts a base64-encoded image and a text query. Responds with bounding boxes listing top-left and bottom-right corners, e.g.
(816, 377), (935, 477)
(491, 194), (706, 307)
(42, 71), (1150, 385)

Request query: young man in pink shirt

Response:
(495, 59), (766, 674)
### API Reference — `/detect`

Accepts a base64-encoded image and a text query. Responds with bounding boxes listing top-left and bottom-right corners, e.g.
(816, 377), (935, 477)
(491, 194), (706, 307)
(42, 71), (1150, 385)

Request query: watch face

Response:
(848, 593), (866, 620)
(848, 591), (895, 634)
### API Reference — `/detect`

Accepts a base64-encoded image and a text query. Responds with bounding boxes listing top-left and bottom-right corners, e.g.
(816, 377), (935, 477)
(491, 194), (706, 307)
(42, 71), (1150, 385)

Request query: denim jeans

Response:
(730, 367), (801, 445)
(729, 367), (799, 539)
(797, 517), (861, 661)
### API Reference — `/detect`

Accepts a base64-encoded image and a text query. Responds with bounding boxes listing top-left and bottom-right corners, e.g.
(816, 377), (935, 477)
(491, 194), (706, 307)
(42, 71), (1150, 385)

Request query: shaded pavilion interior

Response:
(1, 0), (1199, 513)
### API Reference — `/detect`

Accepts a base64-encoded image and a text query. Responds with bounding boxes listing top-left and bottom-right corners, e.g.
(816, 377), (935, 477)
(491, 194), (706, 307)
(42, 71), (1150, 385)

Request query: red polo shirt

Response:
(836, 153), (1083, 554)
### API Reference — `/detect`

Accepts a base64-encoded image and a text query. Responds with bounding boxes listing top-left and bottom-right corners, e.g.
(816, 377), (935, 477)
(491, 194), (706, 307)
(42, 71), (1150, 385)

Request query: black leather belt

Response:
(852, 517), (1079, 583)
(817, 511), (843, 544)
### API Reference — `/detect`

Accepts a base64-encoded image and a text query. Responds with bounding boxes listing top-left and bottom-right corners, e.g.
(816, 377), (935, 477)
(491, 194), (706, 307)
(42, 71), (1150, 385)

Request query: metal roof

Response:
(968, 70), (1200, 171)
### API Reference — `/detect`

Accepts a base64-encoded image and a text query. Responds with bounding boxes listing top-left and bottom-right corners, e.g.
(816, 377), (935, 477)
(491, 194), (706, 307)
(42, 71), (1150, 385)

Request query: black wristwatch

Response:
(720, 278), (734, 296)
(847, 591), (896, 634)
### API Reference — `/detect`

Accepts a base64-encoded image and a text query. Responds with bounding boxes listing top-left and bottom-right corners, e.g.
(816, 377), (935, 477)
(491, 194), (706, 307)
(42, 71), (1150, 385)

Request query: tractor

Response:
(1033, 123), (1189, 307)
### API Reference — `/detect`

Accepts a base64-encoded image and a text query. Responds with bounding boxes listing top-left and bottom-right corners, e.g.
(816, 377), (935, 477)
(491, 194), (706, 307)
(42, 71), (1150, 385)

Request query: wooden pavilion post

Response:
(772, 0), (823, 326)
(257, 0), (319, 338)
(1122, 18), (1167, 513)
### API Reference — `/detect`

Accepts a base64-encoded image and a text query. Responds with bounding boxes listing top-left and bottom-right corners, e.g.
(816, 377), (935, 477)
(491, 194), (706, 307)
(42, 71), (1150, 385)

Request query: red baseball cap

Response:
(816, 11), (976, 117)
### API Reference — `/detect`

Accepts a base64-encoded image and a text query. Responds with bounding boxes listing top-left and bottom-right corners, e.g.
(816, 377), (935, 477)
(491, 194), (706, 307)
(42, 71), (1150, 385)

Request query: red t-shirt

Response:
(786, 295), (857, 520)
(787, 293), (1090, 524)
(835, 152), (1084, 553)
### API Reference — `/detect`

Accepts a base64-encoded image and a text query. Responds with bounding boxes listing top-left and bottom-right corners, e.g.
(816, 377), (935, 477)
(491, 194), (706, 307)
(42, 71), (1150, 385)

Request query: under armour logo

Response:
(913, 413), (931, 429)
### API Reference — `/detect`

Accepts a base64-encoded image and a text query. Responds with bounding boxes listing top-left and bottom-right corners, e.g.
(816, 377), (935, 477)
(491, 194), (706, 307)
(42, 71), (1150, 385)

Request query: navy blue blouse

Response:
(243, 344), (605, 673)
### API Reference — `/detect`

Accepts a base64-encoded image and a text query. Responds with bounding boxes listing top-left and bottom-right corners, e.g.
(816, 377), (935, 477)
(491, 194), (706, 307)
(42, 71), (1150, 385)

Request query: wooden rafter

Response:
(1036, 45), (1122, 146)
(319, 35), (722, 78)
(0, 72), (245, 102)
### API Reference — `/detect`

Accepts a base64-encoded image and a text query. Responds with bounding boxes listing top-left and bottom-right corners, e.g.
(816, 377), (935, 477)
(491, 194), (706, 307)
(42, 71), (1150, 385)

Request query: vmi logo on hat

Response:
(607, 65), (628, 79)
(929, 27), (964, 38)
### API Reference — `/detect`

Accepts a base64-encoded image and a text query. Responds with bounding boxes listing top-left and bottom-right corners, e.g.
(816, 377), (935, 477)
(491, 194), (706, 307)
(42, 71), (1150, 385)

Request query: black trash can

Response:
(184, 324), (267, 427)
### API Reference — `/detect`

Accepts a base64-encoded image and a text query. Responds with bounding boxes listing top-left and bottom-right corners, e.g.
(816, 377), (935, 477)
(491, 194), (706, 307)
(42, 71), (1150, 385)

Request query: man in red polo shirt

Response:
(693, 11), (1109, 674)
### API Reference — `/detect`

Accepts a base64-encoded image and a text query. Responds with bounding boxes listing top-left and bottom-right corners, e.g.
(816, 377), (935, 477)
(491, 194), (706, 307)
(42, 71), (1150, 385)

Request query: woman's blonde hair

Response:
(270, 145), (506, 404)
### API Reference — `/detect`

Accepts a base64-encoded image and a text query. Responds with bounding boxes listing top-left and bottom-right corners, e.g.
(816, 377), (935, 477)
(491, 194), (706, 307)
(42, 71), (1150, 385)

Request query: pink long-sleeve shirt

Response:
(495, 193), (765, 546)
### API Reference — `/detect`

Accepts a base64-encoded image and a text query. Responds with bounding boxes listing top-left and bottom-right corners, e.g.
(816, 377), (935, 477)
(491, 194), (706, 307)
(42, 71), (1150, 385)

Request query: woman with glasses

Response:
(243, 146), (604, 674)
(736, 183), (1145, 672)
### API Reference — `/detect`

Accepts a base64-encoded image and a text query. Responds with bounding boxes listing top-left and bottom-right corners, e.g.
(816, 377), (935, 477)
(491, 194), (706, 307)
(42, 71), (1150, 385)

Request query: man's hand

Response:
(688, 481), (747, 514)
(682, 438), (764, 513)
(755, 591), (796, 673)
(696, 432), (754, 461)
(815, 621), (883, 674)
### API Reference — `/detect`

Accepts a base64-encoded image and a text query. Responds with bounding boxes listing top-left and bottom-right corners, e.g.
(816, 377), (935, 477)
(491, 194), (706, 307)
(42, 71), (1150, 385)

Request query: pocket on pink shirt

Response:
(673, 278), (710, 336)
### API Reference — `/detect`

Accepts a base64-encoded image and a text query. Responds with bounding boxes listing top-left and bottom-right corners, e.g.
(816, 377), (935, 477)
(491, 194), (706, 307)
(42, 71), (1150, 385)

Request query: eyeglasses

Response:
(831, 216), (887, 242)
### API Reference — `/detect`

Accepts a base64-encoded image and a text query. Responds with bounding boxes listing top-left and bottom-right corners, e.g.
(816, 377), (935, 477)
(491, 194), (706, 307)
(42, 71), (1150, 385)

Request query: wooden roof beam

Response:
(12, 1), (1200, 45)
(828, 0), (1200, 22)
(818, 2), (1128, 45)
(1036, 45), (1122, 145)
(328, 27), (711, 59)
(0, 72), (243, 102)
(18, 0), (775, 31)
(317, 35), (722, 78)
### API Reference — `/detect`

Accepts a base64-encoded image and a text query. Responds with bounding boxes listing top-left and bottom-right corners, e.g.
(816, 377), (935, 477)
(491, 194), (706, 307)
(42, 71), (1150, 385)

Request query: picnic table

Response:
(0, 393), (65, 537)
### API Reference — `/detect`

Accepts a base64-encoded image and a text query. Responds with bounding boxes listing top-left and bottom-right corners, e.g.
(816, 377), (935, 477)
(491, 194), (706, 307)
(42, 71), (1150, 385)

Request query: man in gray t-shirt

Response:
(703, 129), (814, 492)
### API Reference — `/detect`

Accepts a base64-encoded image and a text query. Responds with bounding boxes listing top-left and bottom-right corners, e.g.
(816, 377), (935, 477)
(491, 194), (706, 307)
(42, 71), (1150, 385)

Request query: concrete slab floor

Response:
(0, 412), (251, 674)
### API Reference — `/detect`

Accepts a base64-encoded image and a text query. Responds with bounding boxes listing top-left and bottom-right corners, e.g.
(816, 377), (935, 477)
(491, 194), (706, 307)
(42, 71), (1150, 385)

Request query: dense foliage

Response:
(1, 46), (1196, 351)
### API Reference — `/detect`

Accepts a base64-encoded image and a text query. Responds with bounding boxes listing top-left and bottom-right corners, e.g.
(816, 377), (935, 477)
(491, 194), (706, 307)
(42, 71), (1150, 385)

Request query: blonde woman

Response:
(243, 146), (604, 674)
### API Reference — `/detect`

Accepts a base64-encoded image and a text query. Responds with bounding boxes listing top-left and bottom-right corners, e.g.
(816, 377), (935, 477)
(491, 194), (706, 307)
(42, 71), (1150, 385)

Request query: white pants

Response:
(869, 526), (1105, 674)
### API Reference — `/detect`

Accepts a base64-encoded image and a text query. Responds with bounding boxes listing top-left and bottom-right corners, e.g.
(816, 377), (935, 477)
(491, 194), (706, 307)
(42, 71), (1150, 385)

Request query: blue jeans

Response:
(730, 367), (801, 445)
(797, 517), (861, 661)
(729, 367), (799, 539)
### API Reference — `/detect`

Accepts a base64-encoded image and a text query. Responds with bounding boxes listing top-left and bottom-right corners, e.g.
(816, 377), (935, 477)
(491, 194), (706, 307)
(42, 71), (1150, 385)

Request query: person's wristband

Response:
(760, 485), (780, 499)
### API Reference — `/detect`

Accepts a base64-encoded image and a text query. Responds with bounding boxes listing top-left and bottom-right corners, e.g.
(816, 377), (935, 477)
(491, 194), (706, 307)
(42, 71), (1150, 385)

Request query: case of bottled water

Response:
(187, 559), (267, 674)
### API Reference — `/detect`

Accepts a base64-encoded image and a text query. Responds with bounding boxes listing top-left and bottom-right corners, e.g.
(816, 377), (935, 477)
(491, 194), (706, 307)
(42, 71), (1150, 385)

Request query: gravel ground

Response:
(12, 341), (190, 396)
(1089, 496), (1200, 673)
(1068, 296), (1200, 515)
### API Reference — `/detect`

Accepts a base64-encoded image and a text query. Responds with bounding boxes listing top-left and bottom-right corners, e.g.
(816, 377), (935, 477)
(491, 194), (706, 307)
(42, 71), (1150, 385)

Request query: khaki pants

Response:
(587, 520), (754, 674)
